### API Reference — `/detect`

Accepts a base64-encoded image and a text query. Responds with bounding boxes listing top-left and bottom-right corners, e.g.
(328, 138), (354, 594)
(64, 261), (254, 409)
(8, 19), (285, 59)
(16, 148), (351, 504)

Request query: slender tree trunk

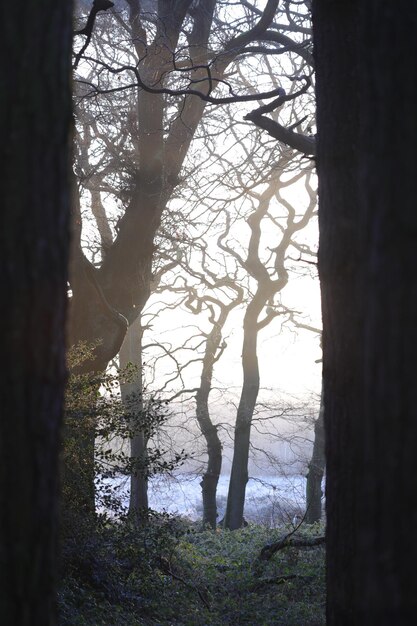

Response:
(305, 389), (325, 524)
(0, 2), (72, 623)
(199, 425), (222, 529)
(224, 419), (253, 530)
(119, 316), (149, 524)
(224, 312), (260, 529)
(314, 1), (417, 622)
(196, 324), (223, 529)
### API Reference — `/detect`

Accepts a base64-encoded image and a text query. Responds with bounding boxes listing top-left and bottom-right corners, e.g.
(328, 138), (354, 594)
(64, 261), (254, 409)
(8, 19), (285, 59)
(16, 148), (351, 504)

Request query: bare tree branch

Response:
(73, 0), (115, 70)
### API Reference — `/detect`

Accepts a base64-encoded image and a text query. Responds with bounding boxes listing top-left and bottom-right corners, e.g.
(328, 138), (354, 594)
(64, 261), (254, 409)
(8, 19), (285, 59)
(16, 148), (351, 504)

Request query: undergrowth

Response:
(58, 516), (325, 625)
(61, 347), (324, 624)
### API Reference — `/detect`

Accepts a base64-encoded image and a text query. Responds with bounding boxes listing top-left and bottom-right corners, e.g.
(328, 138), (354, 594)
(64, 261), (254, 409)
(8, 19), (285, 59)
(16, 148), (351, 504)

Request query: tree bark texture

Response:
(314, 1), (417, 623)
(0, 2), (73, 624)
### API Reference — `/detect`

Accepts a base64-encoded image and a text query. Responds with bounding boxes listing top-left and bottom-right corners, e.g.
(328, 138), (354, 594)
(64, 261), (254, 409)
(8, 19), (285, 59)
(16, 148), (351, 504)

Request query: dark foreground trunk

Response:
(0, 2), (73, 623)
(314, 1), (417, 623)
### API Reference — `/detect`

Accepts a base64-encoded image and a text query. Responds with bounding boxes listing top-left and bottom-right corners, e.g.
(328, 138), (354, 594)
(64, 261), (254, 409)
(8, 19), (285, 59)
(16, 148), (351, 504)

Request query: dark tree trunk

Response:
(305, 389), (325, 524)
(314, 1), (417, 622)
(199, 431), (222, 529)
(224, 303), (261, 530)
(222, 174), (302, 530)
(196, 322), (224, 529)
(0, 2), (73, 623)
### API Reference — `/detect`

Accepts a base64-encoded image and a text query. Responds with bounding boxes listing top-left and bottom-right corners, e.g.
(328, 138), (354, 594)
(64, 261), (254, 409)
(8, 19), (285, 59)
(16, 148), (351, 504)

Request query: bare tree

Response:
(215, 160), (317, 529)
(140, 86), (319, 528)
(156, 252), (245, 528)
(69, 0), (314, 373)
(69, 0), (315, 517)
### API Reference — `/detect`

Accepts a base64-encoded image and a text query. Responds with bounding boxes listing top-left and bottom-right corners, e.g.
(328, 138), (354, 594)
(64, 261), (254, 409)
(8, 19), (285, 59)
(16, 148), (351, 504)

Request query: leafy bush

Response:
(62, 342), (187, 527)
(60, 343), (190, 622)
(59, 518), (325, 625)
(59, 345), (325, 624)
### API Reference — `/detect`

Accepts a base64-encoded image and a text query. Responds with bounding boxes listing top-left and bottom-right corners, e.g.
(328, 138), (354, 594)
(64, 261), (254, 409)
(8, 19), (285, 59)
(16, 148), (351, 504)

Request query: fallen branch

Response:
(250, 573), (314, 591)
(258, 534), (326, 562)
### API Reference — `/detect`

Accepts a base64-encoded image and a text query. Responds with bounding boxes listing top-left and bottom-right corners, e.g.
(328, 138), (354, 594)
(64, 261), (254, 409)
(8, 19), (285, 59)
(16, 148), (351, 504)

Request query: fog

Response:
(103, 471), (311, 526)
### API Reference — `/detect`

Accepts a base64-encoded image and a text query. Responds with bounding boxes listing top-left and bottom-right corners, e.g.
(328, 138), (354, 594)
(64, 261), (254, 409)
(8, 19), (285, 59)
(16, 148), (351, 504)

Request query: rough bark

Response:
(314, 1), (417, 623)
(0, 2), (73, 623)
(305, 388), (325, 524)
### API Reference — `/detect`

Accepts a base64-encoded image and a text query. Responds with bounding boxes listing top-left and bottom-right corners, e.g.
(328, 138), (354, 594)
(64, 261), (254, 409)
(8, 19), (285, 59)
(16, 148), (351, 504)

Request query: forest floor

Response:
(59, 516), (325, 625)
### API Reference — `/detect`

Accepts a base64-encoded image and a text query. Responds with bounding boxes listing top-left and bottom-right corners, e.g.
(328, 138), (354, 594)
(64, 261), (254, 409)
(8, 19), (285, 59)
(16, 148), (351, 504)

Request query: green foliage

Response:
(59, 512), (182, 625)
(60, 344), (325, 624)
(62, 342), (187, 525)
(60, 342), (189, 615)
(59, 519), (325, 625)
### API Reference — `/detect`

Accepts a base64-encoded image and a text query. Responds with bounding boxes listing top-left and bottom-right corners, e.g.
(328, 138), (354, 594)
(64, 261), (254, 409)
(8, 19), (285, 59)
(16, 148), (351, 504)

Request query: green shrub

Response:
(59, 518), (325, 625)
(59, 344), (325, 625)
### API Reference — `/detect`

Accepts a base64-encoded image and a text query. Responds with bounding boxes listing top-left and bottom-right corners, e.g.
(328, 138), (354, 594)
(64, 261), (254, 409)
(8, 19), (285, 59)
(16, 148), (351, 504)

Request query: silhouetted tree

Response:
(314, 1), (417, 622)
(0, 2), (73, 623)
(223, 166), (317, 529)
(70, 0), (314, 516)
(70, 0), (313, 373)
